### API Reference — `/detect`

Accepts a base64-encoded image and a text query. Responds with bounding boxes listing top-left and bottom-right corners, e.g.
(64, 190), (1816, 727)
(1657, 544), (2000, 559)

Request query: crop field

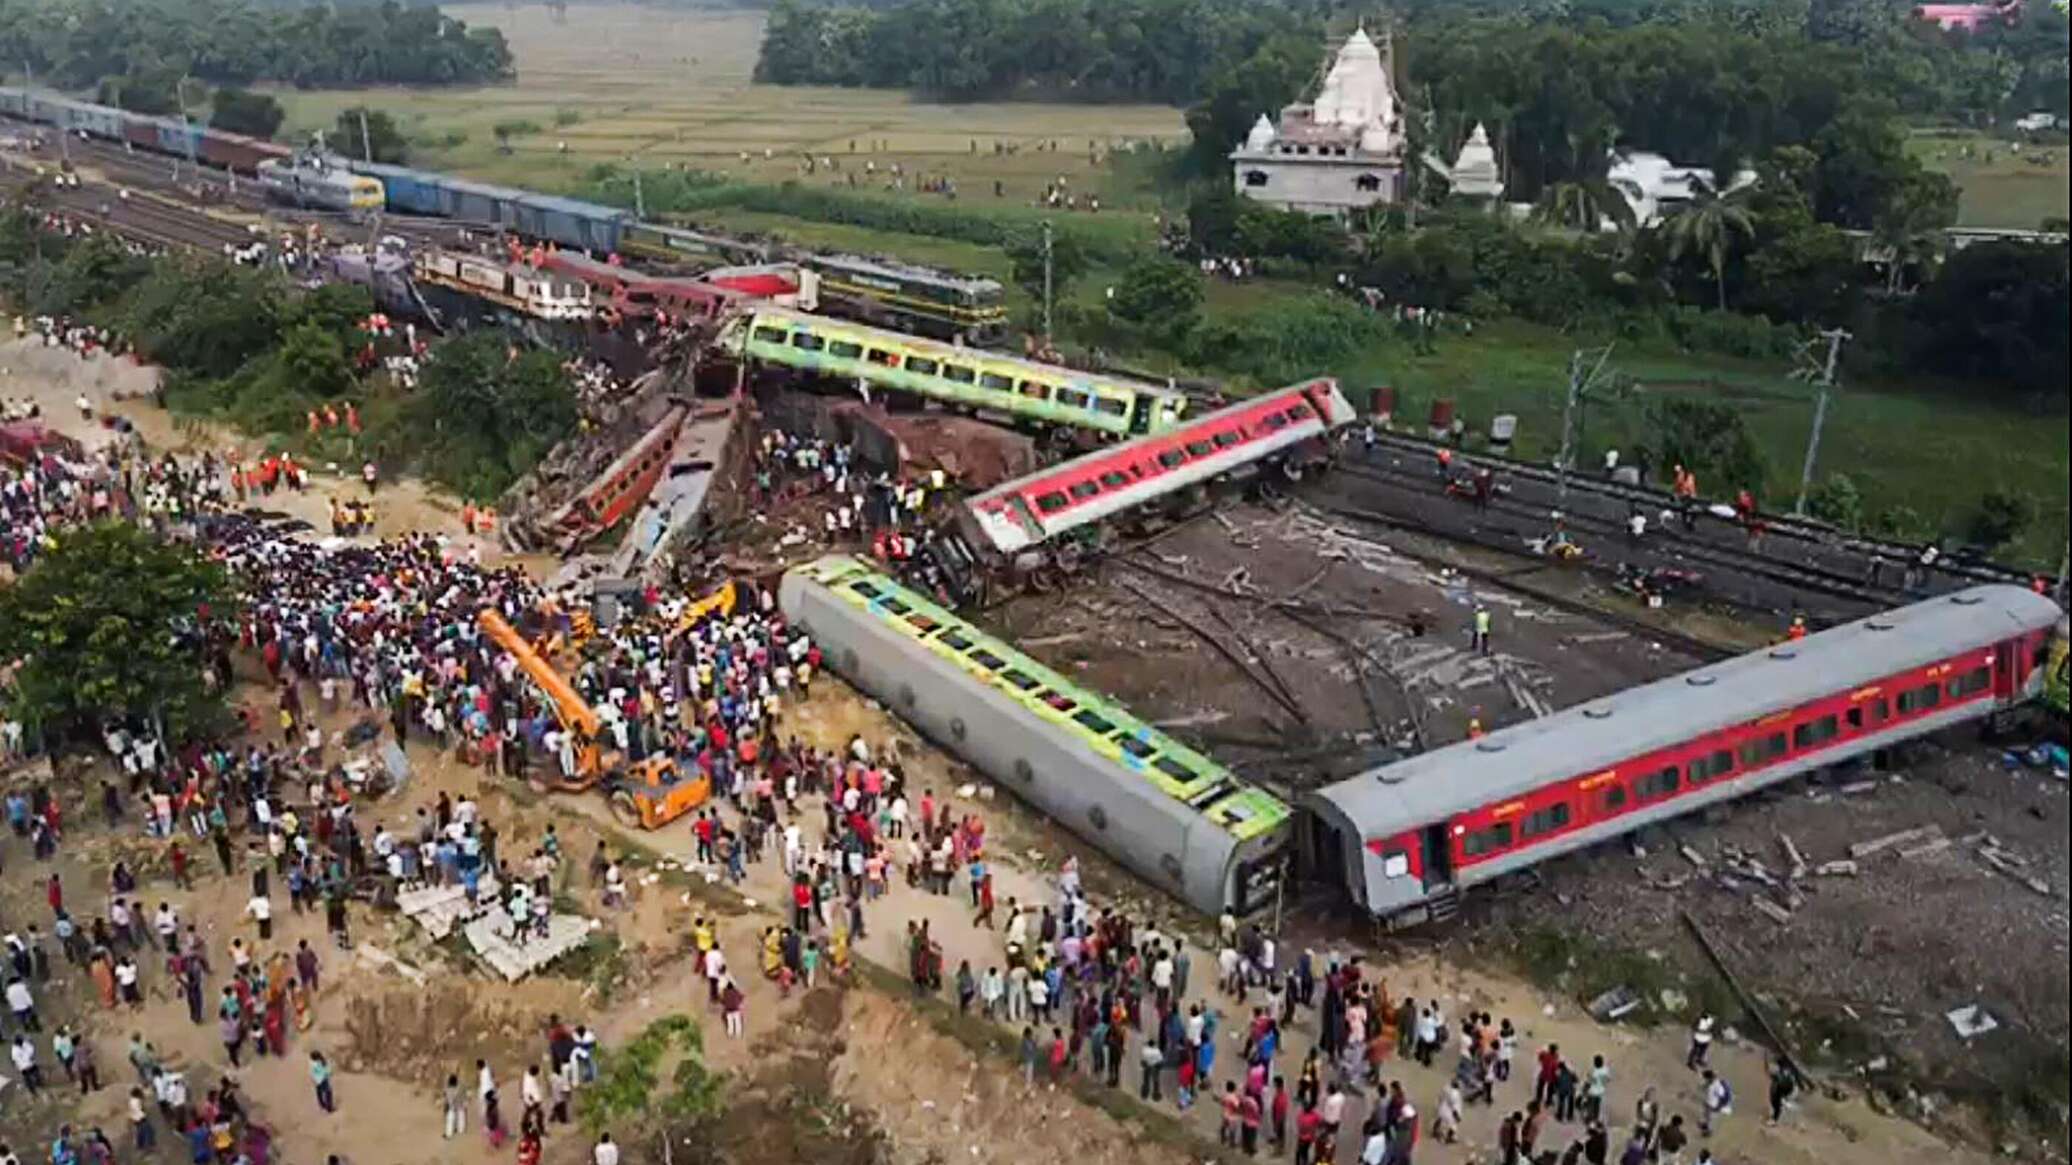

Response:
(1909, 128), (2070, 230)
(269, 4), (1187, 202)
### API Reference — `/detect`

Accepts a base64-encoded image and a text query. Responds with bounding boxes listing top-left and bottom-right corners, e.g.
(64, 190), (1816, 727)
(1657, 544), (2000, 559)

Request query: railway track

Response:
(1333, 458), (1901, 617)
(1361, 429), (2032, 588)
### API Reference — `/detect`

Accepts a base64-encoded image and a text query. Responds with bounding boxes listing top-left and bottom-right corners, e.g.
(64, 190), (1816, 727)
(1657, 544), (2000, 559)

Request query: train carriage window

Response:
(1038, 691), (1078, 713)
(1035, 491), (1071, 514)
(966, 648), (1008, 671)
(979, 372), (1013, 392)
(1056, 388), (1092, 409)
(1117, 737), (1156, 759)
(753, 326), (788, 344)
(903, 613), (939, 634)
(1185, 440), (1215, 457)
(1153, 757), (1199, 784)
(1263, 412), (1289, 430)
(846, 581), (883, 599)
(1018, 381), (1052, 400)
(1462, 823), (1514, 857)
(790, 332), (825, 351)
(828, 340), (864, 359)
(878, 597), (910, 615)
(1521, 802), (1572, 839)
(905, 356), (938, 375)
(1213, 431), (1243, 448)
(1381, 850), (1412, 878)
(1093, 397), (1127, 417)
(1069, 481), (1101, 500)
(942, 364), (976, 384)
(1634, 766), (1679, 800)
(1157, 449), (1188, 469)
(996, 668), (1041, 692)
(1599, 784), (1628, 813)
(1737, 734), (1786, 767)
(1897, 683), (1942, 714)
(937, 629), (974, 651)
(1099, 471), (1132, 489)
(1947, 667), (1990, 698)
(1073, 709), (1118, 735)
(866, 348), (900, 366)
(1686, 750), (1734, 782)
(1793, 714), (1840, 750)
(1287, 403), (1315, 421)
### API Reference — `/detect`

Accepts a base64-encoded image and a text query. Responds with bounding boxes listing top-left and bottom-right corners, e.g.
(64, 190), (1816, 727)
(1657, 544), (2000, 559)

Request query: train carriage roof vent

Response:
(1768, 648), (1797, 660)
(1949, 593), (1983, 605)
(1686, 674), (1718, 687)
(1474, 740), (1506, 752)
(1581, 705), (1614, 719)
(1866, 619), (1895, 631)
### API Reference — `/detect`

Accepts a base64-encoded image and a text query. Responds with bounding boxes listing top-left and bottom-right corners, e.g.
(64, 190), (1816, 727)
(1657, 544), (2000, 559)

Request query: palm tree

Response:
(1530, 179), (1635, 234)
(1661, 186), (1754, 310)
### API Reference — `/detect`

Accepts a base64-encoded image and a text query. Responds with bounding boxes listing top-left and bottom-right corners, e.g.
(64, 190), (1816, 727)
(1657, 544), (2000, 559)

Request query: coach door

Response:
(1994, 641), (2018, 700)
(1127, 393), (1157, 435)
(1421, 823), (1454, 890)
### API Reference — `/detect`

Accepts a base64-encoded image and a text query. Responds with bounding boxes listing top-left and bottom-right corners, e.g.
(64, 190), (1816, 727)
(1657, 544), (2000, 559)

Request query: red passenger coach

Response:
(963, 377), (1356, 555)
(1305, 585), (2063, 927)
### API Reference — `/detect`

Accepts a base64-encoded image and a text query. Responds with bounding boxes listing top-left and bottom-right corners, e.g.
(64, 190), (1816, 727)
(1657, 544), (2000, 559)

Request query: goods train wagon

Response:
(349, 161), (445, 217)
(965, 376), (1356, 556)
(780, 555), (1293, 916)
(726, 307), (1191, 439)
(1307, 585), (2063, 928)
(620, 221), (768, 267)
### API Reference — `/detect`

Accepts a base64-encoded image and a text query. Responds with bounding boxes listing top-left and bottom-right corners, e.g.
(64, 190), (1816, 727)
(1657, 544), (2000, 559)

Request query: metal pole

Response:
(1041, 219), (1054, 339)
(357, 108), (375, 165)
(1555, 350), (1580, 513)
(631, 160), (645, 221)
(1792, 327), (1848, 516)
(177, 75), (198, 180)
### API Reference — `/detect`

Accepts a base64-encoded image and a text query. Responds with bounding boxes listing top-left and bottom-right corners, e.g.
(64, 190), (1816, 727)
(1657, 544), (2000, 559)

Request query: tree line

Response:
(0, 0), (514, 93)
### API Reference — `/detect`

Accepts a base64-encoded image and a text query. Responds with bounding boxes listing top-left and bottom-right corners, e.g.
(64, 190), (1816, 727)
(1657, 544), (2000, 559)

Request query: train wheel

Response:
(609, 790), (643, 829)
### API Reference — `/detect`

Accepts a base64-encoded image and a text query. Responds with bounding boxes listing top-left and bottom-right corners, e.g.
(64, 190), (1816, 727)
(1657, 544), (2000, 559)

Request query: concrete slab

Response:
(462, 907), (591, 982)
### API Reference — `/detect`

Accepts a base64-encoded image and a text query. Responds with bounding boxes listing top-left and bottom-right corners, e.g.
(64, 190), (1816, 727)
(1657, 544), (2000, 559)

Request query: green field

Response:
(1910, 128), (2070, 230)
(269, 4), (1186, 205)
(266, 4), (2067, 565)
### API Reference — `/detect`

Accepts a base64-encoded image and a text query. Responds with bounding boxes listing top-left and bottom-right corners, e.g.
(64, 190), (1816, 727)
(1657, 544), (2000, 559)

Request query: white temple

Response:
(1447, 123), (1504, 204)
(1229, 27), (1405, 217)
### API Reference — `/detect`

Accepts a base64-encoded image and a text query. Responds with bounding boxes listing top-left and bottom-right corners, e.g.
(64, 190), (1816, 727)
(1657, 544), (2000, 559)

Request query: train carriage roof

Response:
(1307, 585), (2062, 834)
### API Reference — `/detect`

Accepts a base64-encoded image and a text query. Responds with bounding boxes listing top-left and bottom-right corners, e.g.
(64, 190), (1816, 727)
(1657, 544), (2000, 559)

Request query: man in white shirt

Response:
(593, 1133), (620, 1165)
(10, 1033), (43, 1092)
(246, 894), (273, 940)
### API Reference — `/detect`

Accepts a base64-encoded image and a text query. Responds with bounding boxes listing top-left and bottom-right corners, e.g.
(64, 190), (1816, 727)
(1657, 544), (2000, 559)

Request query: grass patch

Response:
(1505, 925), (1738, 1030)
(552, 931), (631, 1004)
(1908, 129), (2070, 230)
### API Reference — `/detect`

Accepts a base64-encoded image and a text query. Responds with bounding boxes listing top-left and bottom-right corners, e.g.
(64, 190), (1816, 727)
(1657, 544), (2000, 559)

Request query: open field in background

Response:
(262, 4), (2066, 564)
(1331, 319), (2071, 565)
(269, 4), (1186, 203)
(1908, 128), (2070, 229)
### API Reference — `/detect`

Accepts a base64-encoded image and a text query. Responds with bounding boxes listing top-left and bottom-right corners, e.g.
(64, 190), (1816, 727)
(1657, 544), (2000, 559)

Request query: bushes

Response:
(1183, 294), (1380, 385)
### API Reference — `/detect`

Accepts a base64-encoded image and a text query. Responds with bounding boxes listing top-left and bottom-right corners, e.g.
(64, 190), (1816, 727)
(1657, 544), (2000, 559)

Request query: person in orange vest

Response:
(1786, 613), (1807, 642)
(346, 402), (361, 434)
(476, 506), (496, 532)
(1466, 709), (1485, 739)
(307, 409), (321, 435)
(324, 403), (340, 429)
(461, 501), (477, 535)
(1435, 447), (1453, 477)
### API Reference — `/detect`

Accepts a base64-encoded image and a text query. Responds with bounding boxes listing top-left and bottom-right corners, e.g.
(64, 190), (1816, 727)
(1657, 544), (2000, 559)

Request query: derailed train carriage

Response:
(779, 555), (1293, 916)
(1305, 584), (2062, 928)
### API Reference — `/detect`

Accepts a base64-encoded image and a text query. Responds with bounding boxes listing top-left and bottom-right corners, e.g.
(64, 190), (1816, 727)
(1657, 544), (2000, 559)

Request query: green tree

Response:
(1531, 180), (1633, 234)
(1108, 255), (1204, 338)
(402, 331), (576, 498)
(278, 323), (353, 398)
(0, 523), (236, 744)
(334, 108), (407, 164)
(577, 1014), (725, 1149)
(1869, 170), (1958, 295)
(1660, 187), (1755, 309)
(210, 88), (285, 139)
(1905, 241), (2070, 401)
(1804, 474), (1864, 529)
(1643, 396), (1768, 494)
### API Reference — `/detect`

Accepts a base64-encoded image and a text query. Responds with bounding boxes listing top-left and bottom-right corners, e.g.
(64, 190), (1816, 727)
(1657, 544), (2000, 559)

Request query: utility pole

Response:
(176, 74), (199, 181)
(1555, 344), (1615, 514)
(1792, 327), (1849, 516)
(631, 158), (645, 220)
(357, 108), (375, 166)
(1040, 219), (1055, 339)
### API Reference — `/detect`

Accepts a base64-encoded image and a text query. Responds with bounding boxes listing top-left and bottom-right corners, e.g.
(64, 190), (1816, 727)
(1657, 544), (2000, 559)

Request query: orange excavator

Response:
(477, 607), (711, 830)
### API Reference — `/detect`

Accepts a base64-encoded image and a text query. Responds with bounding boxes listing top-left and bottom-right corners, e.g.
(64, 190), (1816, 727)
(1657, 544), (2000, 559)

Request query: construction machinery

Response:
(476, 607), (711, 828)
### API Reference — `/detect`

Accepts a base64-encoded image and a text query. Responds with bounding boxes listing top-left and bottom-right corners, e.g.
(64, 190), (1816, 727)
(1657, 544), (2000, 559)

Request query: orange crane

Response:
(477, 607), (711, 828)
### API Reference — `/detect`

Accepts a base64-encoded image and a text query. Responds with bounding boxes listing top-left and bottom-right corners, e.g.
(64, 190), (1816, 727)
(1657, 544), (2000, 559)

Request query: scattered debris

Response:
(1778, 833), (1808, 880)
(1945, 1004), (2000, 1040)
(1751, 897), (1795, 926)
(1837, 780), (1881, 796)
(1897, 836), (1953, 860)
(355, 944), (430, 987)
(1680, 845), (1709, 869)
(1814, 860), (1859, 877)
(1848, 826), (1939, 860)
(1587, 985), (1642, 1021)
